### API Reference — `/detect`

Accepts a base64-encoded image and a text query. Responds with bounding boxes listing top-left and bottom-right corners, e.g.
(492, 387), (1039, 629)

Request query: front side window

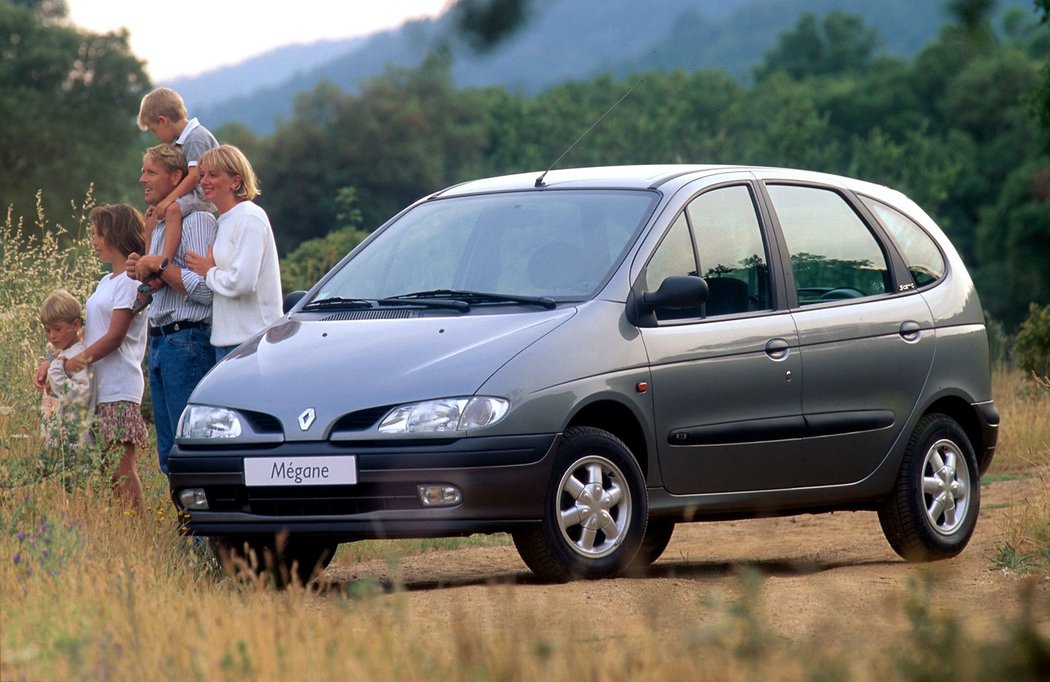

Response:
(644, 214), (702, 320)
(861, 196), (946, 288)
(766, 185), (889, 304)
(687, 185), (772, 315)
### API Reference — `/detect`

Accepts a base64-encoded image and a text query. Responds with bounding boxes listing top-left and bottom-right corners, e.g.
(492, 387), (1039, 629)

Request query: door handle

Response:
(765, 337), (790, 361)
(899, 321), (921, 343)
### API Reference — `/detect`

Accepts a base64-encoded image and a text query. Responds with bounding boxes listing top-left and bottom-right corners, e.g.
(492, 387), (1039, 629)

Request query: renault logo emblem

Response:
(298, 408), (316, 431)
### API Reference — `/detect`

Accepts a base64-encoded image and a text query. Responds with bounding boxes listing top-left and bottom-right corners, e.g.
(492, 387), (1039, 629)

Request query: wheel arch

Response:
(920, 395), (989, 472)
(565, 399), (650, 482)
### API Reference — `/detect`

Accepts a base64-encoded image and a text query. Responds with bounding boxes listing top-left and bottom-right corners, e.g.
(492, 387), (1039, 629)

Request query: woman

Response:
(186, 144), (282, 361)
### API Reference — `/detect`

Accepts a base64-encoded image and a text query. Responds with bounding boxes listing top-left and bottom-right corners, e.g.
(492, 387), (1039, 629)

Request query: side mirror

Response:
(627, 276), (708, 327)
(283, 290), (307, 314)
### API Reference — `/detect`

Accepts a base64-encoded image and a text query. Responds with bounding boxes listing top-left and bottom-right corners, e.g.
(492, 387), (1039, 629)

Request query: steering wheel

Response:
(820, 287), (866, 300)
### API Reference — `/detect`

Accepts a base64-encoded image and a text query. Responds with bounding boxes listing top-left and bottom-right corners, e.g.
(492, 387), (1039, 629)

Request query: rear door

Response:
(757, 178), (936, 485)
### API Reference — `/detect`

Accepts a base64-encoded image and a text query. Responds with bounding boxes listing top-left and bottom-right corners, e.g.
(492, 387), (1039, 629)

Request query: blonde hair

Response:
(138, 87), (188, 130)
(40, 290), (82, 327)
(143, 143), (188, 179)
(90, 204), (146, 258)
(200, 144), (261, 202)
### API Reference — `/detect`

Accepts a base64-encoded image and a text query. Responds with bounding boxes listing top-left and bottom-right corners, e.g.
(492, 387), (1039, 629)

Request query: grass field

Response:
(1, 201), (1047, 680)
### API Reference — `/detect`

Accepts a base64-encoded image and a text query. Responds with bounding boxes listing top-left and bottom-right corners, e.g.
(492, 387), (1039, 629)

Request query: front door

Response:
(640, 183), (804, 494)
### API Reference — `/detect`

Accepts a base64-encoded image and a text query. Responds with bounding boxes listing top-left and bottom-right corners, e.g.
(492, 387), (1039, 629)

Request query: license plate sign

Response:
(244, 456), (357, 487)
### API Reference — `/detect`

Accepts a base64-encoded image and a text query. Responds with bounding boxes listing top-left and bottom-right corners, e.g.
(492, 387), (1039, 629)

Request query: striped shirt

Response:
(147, 210), (217, 328)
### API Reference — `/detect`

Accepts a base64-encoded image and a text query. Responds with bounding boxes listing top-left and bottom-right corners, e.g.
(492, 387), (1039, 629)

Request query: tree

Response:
(974, 160), (1050, 328)
(258, 56), (490, 253)
(755, 11), (882, 80)
(0, 0), (150, 221)
(1036, 0), (1050, 127)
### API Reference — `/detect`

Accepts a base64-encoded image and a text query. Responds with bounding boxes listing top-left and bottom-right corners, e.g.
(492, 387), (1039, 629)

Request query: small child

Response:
(135, 87), (218, 312)
(38, 290), (94, 449)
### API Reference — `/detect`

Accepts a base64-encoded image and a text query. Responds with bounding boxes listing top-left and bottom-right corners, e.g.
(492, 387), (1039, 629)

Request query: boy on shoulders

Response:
(135, 87), (218, 311)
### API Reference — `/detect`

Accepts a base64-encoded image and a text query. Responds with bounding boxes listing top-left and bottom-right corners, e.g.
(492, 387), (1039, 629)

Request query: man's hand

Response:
(125, 252), (142, 280)
(133, 254), (166, 282)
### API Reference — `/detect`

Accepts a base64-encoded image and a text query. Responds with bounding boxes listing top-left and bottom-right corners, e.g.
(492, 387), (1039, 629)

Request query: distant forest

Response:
(2, 0), (1049, 330)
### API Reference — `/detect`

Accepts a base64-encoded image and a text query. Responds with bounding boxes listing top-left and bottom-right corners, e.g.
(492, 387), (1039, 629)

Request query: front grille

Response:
(241, 410), (283, 434)
(204, 482), (420, 516)
(331, 405), (395, 432)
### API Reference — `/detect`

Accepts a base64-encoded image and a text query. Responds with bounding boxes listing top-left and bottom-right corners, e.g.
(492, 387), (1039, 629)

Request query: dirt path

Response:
(326, 475), (1048, 644)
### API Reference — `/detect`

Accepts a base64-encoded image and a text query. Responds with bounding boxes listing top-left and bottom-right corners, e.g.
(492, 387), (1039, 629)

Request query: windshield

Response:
(310, 190), (658, 303)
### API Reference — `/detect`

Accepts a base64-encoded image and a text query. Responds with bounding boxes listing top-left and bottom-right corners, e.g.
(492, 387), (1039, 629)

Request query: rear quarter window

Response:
(860, 196), (946, 288)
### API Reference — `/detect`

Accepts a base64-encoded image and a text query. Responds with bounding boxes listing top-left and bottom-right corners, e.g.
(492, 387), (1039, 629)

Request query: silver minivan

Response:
(171, 165), (999, 582)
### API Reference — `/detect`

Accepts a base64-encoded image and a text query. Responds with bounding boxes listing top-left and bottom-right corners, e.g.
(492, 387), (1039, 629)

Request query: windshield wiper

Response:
(301, 296), (374, 311)
(386, 289), (557, 310)
(376, 293), (471, 312)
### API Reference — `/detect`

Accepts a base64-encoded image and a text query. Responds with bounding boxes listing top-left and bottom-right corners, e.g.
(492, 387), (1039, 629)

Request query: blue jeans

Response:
(214, 344), (238, 362)
(148, 326), (214, 474)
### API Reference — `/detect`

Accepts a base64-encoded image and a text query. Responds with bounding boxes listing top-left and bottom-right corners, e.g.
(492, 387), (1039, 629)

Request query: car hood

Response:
(188, 308), (577, 438)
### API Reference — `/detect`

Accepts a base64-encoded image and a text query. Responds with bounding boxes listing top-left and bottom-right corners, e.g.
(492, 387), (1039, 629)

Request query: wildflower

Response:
(13, 553), (21, 564)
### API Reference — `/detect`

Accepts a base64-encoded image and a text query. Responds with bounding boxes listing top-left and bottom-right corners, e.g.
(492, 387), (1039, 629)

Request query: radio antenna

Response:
(534, 78), (644, 188)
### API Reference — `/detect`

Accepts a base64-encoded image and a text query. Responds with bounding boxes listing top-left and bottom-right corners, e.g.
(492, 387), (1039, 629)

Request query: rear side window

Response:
(766, 185), (890, 304)
(861, 197), (946, 287)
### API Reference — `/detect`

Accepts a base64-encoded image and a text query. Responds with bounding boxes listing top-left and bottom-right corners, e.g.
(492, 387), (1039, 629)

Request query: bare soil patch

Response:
(326, 475), (1048, 646)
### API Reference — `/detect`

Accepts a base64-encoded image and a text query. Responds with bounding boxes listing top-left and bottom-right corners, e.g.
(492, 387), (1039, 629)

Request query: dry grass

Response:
(990, 368), (1050, 474)
(1, 199), (1047, 681)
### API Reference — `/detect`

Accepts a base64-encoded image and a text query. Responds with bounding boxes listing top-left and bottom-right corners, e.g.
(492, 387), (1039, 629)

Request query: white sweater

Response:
(206, 201), (283, 347)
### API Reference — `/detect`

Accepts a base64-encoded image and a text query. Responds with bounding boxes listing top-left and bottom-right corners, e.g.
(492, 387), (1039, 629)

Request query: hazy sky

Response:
(65, 0), (452, 81)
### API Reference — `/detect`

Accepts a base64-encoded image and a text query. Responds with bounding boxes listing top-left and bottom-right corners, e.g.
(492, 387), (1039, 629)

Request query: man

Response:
(126, 143), (217, 475)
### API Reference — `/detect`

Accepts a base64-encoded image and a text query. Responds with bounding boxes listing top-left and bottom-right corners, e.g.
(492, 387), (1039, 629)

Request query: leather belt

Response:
(149, 319), (208, 337)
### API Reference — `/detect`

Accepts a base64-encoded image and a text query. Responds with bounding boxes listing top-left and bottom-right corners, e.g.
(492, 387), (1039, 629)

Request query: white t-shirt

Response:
(207, 201), (283, 347)
(85, 271), (148, 404)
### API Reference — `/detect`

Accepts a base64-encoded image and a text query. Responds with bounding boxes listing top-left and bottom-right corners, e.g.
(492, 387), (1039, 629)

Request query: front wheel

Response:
(513, 426), (647, 581)
(878, 414), (980, 561)
(629, 518), (675, 573)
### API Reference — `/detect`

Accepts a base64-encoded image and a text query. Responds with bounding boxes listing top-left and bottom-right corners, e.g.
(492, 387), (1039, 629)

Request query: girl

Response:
(67, 205), (150, 510)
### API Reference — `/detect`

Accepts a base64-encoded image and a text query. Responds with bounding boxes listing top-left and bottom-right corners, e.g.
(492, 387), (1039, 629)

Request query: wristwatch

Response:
(157, 258), (169, 274)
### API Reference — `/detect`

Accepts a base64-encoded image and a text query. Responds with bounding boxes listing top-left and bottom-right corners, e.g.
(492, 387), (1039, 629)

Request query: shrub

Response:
(1014, 302), (1050, 378)
(279, 227), (370, 295)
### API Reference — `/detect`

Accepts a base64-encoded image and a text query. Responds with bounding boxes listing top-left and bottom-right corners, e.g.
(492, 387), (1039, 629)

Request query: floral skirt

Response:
(95, 401), (149, 448)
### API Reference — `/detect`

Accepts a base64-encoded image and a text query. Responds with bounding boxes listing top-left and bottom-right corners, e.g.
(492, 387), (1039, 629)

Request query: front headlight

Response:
(378, 397), (509, 434)
(178, 404), (243, 439)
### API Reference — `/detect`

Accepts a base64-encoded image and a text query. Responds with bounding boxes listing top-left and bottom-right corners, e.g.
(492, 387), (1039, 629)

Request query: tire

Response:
(513, 426), (647, 581)
(629, 518), (675, 573)
(878, 414), (980, 562)
(210, 535), (338, 587)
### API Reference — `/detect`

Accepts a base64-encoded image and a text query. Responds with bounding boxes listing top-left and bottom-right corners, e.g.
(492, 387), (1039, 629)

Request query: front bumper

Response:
(168, 434), (559, 540)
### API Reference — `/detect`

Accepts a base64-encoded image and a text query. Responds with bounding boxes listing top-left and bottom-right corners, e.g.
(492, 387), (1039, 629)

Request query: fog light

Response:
(178, 488), (209, 510)
(418, 484), (462, 507)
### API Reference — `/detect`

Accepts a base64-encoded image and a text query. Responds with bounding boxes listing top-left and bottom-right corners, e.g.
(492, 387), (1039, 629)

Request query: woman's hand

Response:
(185, 246), (215, 277)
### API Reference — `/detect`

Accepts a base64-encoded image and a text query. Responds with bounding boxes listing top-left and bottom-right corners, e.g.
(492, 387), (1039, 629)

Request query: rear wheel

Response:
(210, 535), (337, 587)
(513, 426), (647, 581)
(878, 414), (980, 561)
